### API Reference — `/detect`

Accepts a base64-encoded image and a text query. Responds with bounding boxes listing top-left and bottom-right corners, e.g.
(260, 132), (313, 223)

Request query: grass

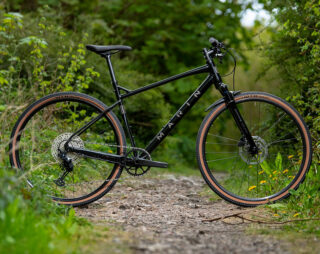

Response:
(247, 224), (320, 254)
(0, 176), (134, 254)
(0, 196), (81, 254)
(75, 224), (133, 254)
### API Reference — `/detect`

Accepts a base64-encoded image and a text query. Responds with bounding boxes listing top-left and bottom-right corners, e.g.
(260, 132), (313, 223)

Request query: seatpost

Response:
(105, 54), (121, 100)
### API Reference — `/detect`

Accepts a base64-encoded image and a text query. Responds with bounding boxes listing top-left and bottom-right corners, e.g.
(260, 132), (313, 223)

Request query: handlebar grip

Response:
(209, 37), (219, 46)
(209, 37), (225, 49)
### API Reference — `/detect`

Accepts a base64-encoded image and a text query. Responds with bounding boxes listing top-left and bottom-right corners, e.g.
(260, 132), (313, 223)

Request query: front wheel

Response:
(196, 92), (312, 207)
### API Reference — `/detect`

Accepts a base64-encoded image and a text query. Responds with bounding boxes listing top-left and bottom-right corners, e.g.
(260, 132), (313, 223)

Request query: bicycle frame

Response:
(66, 49), (258, 166)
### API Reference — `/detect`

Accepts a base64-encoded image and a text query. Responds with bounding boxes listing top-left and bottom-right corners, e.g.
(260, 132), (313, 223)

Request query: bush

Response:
(258, 0), (320, 231)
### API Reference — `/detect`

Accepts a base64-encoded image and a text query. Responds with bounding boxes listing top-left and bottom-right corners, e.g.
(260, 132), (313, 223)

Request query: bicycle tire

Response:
(196, 92), (312, 207)
(9, 92), (126, 207)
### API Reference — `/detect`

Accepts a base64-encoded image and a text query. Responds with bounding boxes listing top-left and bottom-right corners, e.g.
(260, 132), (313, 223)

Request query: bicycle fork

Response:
(203, 47), (259, 155)
(220, 83), (259, 154)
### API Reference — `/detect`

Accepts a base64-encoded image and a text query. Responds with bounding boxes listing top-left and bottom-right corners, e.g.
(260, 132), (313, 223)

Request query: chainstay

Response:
(24, 140), (153, 189)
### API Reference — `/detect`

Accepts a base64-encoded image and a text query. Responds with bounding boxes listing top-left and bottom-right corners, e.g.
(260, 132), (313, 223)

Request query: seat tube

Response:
(105, 54), (137, 148)
(106, 54), (121, 100)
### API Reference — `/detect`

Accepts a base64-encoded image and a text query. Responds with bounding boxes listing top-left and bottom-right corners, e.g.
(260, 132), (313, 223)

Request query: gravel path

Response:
(76, 174), (290, 254)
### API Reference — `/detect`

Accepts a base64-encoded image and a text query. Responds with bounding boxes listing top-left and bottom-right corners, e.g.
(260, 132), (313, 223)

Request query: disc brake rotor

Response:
(239, 136), (268, 165)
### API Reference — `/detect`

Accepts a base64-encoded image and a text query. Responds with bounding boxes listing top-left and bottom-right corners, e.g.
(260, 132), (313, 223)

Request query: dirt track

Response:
(76, 174), (291, 254)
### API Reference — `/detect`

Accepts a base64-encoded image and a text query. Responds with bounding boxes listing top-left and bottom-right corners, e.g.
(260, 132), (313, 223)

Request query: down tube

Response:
(145, 75), (214, 154)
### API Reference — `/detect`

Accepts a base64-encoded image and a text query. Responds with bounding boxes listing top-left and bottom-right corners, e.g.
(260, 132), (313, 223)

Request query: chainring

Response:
(125, 148), (152, 176)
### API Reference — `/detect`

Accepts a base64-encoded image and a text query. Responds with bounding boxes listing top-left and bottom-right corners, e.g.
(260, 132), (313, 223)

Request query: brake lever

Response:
(215, 48), (225, 64)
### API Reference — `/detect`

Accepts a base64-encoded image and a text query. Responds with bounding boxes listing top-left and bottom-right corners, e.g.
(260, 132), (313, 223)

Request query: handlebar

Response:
(206, 37), (225, 63)
(205, 37), (237, 90)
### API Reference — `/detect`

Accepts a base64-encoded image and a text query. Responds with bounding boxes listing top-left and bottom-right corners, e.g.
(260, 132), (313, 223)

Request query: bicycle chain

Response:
(50, 141), (152, 188)
(25, 140), (153, 189)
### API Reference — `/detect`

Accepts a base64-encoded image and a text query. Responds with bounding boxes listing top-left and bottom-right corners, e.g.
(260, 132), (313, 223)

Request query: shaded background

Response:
(0, 1), (319, 252)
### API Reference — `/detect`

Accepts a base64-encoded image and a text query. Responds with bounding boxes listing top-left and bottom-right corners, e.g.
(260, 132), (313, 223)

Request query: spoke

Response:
(237, 161), (247, 194)
(229, 156), (241, 175)
(206, 155), (240, 162)
(206, 142), (238, 146)
(267, 137), (298, 146)
(246, 158), (251, 195)
(269, 144), (303, 148)
(263, 112), (286, 136)
(207, 133), (239, 143)
(206, 151), (238, 154)
(72, 170), (75, 197)
(265, 128), (297, 144)
(256, 156), (259, 196)
(258, 101), (261, 137)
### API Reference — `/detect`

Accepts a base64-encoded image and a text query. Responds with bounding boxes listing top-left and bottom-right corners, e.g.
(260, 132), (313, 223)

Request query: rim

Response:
(11, 95), (124, 203)
(199, 93), (310, 204)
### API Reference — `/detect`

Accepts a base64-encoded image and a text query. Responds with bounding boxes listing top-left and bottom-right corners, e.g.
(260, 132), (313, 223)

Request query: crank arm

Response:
(126, 158), (168, 168)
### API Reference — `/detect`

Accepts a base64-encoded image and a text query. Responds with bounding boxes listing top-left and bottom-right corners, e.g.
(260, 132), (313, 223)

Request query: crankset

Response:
(124, 147), (152, 176)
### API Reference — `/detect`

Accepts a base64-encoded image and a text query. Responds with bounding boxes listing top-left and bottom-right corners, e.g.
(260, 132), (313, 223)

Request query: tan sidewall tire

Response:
(196, 92), (312, 207)
(9, 92), (126, 207)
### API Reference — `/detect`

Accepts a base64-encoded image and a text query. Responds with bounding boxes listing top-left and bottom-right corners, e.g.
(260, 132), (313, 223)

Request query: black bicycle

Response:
(9, 38), (312, 207)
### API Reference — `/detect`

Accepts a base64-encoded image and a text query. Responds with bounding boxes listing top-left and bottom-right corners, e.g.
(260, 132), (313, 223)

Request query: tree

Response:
(3, 0), (256, 164)
(258, 0), (320, 154)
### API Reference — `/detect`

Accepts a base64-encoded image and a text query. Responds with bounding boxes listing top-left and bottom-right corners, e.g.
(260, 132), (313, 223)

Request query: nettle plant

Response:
(0, 11), (100, 105)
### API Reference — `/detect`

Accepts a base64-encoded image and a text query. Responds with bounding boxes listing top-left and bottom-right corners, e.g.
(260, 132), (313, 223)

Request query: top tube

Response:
(120, 65), (210, 99)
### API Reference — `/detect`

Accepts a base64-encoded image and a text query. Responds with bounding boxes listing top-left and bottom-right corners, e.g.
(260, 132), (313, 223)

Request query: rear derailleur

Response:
(53, 150), (74, 187)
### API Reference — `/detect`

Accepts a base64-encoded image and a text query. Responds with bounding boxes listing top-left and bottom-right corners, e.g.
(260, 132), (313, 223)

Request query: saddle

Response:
(86, 45), (132, 56)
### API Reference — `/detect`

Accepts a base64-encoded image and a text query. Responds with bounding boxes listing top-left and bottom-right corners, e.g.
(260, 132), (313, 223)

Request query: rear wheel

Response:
(10, 92), (126, 206)
(196, 92), (312, 206)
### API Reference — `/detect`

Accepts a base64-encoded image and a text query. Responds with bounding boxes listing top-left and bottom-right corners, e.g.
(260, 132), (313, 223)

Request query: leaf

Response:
(260, 160), (271, 175)
(19, 36), (48, 48)
(267, 203), (287, 209)
(275, 152), (282, 171)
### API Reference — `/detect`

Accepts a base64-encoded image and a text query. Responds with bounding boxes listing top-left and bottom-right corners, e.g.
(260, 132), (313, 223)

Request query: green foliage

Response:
(91, 0), (252, 75)
(5, 0), (253, 74)
(2, 1), (257, 166)
(258, 0), (320, 234)
(258, 0), (320, 155)
(265, 165), (320, 235)
(0, 198), (80, 253)
(0, 10), (100, 102)
(0, 160), (91, 253)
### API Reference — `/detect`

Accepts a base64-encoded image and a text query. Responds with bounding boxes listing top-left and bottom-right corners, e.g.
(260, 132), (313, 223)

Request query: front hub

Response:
(239, 136), (268, 165)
